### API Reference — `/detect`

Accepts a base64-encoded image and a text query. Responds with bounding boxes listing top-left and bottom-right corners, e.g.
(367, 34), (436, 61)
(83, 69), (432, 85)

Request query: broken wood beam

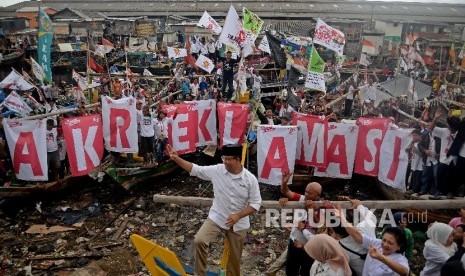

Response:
(153, 194), (465, 210)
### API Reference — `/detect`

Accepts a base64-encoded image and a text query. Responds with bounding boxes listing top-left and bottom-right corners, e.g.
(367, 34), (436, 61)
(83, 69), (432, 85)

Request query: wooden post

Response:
(153, 194), (465, 210)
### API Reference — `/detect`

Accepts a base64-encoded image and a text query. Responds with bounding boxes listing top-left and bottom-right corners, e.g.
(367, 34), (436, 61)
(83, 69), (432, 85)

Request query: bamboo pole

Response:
(150, 90), (183, 108)
(324, 92), (349, 109)
(84, 73), (215, 80)
(18, 103), (100, 120)
(153, 194), (465, 210)
(391, 106), (427, 124)
(442, 98), (465, 109)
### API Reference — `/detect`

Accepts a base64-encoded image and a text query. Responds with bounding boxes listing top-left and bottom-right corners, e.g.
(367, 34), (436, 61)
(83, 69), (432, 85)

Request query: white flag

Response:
(258, 36), (271, 54)
(195, 55), (215, 73)
(72, 69), (86, 91)
(2, 91), (33, 116)
(167, 47), (188, 59)
(313, 18), (345, 56)
(0, 70), (34, 91)
(359, 52), (372, 66)
(219, 5), (245, 53)
(304, 71), (326, 93)
(31, 57), (46, 84)
(197, 11), (222, 35)
(237, 56), (247, 94)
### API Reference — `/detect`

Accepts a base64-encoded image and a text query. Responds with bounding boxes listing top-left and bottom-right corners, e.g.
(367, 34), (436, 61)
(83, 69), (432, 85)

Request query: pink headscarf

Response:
(304, 234), (352, 276)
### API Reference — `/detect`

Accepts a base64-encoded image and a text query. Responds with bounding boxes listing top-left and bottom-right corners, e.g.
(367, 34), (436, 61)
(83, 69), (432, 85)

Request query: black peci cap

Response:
(222, 145), (242, 157)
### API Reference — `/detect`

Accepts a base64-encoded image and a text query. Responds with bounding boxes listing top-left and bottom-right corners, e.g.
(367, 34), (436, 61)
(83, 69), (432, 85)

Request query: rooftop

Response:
(1, 1), (465, 24)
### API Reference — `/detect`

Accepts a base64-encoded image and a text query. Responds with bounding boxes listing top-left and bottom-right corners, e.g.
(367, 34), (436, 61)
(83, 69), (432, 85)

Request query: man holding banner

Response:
(167, 144), (261, 276)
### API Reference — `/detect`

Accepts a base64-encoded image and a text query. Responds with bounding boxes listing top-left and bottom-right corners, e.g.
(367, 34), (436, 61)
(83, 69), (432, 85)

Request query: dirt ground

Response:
(0, 161), (427, 275)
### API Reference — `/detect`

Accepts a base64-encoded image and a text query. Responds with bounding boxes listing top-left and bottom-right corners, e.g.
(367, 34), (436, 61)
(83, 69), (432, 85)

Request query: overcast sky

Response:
(1, 0), (465, 8)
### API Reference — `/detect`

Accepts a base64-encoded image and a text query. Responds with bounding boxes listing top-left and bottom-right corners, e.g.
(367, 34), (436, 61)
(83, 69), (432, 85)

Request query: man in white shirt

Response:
(46, 119), (60, 181)
(167, 144), (262, 276)
(429, 109), (462, 198)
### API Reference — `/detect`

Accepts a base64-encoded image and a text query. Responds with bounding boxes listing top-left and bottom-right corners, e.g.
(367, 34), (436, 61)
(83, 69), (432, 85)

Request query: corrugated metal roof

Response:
(1, 1), (465, 24)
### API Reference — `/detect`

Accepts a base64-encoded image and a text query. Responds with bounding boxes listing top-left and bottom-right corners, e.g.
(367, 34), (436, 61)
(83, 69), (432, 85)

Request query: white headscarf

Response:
(426, 222), (456, 256)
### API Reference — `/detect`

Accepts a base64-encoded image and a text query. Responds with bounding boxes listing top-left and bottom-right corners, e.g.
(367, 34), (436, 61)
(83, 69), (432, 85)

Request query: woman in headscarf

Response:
(304, 234), (352, 276)
(334, 206), (409, 276)
(420, 222), (457, 276)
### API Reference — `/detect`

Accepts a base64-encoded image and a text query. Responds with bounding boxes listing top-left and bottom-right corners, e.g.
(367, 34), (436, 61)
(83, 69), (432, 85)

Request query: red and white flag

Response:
(163, 103), (198, 155)
(195, 54), (215, 73)
(425, 47), (435, 57)
(2, 91), (33, 116)
(362, 38), (376, 55)
(257, 125), (298, 185)
(183, 100), (217, 146)
(313, 18), (345, 56)
(354, 117), (390, 176)
(94, 37), (114, 57)
(407, 47), (425, 65)
(293, 113), (328, 168)
(314, 123), (359, 179)
(3, 119), (48, 181)
(217, 102), (249, 148)
(0, 70), (34, 91)
(405, 33), (415, 46)
(72, 69), (87, 91)
(101, 96), (138, 153)
(62, 115), (104, 176)
(378, 127), (412, 190)
(197, 11), (222, 35)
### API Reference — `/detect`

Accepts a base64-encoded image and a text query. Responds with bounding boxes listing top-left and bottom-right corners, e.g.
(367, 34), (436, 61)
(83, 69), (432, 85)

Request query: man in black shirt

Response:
(219, 51), (239, 101)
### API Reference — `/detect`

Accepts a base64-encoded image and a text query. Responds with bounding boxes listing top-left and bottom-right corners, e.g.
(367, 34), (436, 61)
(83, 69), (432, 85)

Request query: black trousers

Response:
(222, 75), (234, 100)
(344, 98), (353, 117)
(286, 239), (313, 276)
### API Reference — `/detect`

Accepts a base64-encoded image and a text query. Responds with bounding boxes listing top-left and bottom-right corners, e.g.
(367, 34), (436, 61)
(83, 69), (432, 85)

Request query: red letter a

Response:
(261, 137), (289, 179)
(13, 132), (44, 176)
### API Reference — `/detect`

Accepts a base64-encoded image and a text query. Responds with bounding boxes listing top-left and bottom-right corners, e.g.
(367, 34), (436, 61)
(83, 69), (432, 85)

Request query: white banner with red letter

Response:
(354, 118), (390, 176)
(2, 91), (33, 116)
(217, 102), (249, 148)
(293, 113), (328, 168)
(378, 127), (413, 190)
(163, 103), (198, 155)
(313, 18), (345, 56)
(62, 115), (104, 176)
(101, 96), (138, 153)
(185, 100), (217, 146)
(257, 125), (298, 185)
(314, 123), (359, 179)
(3, 119), (48, 181)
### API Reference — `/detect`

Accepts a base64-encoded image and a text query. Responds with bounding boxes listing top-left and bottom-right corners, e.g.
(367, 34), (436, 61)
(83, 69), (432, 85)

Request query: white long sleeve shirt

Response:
(190, 164), (262, 231)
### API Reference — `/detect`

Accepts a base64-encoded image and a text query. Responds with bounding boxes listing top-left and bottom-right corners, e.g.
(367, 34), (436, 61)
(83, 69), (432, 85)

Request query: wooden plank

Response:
(153, 194), (465, 210)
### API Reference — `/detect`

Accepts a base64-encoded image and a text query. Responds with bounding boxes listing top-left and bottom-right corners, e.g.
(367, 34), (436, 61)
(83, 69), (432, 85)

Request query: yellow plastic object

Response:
(130, 234), (189, 276)
(219, 240), (229, 270)
(241, 143), (247, 166)
(238, 91), (250, 103)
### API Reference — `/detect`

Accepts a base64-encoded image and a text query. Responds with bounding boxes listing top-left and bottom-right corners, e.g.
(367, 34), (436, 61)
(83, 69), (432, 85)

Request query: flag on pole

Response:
(72, 69), (87, 91)
(305, 47), (326, 92)
(405, 33), (414, 46)
(359, 52), (372, 66)
(313, 18), (345, 56)
(258, 36), (271, 54)
(308, 47), (325, 74)
(2, 91), (33, 116)
(219, 5), (244, 53)
(242, 7), (264, 43)
(31, 57), (46, 84)
(195, 55), (215, 73)
(362, 38), (376, 55)
(459, 44), (465, 68)
(237, 56), (247, 94)
(167, 47), (188, 59)
(89, 57), (104, 73)
(197, 11), (222, 35)
(22, 68), (32, 82)
(0, 70), (34, 90)
(38, 8), (53, 83)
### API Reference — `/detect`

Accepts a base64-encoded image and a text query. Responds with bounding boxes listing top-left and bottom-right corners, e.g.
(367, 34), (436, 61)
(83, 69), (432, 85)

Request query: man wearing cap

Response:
(167, 144), (262, 276)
